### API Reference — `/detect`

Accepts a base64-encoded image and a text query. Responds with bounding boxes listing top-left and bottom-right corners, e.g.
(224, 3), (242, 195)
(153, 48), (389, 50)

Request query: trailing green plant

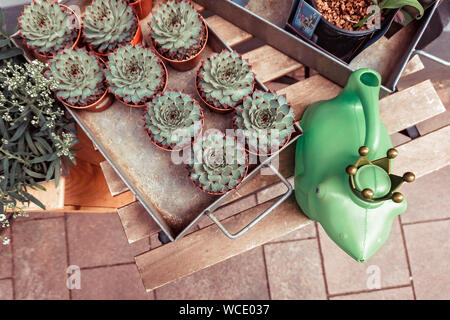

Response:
(234, 91), (295, 154)
(144, 91), (203, 150)
(0, 60), (78, 245)
(150, 0), (206, 61)
(49, 48), (106, 107)
(354, 0), (425, 28)
(188, 130), (247, 195)
(105, 45), (166, 105)
(197, 50), (255, 110)
(82, 0), (138, 54)
(18, 0), (78, 56)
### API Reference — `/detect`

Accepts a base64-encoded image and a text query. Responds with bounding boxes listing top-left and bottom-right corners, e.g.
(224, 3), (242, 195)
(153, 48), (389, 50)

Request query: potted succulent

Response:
(149, 0), (208, 71)
(0, 59), (77, 246)
(144, 91), (204, 151)
(49, 48), (113, 112)
(305, 0), (426, 61)
(196, 50), (255, 113)
(82, 0), (142, 57)
(187, 130), (248, 195)
(128, 0), (153, 19)
(105, 44), (167, 107)
(18, 0), (81, 62)
(233, 91), (295, 155)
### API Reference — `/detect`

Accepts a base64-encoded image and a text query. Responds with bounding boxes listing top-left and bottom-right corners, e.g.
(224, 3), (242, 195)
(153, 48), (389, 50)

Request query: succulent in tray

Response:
(234, 91), (295, 155)
(49, 48), (106, 107)
(196, 50), (255, 111)
(18, 0), (79, 56)
(144, 91), (204, 151)
(188, 130), (248, 195)
(150, 0), (206, 61)
(82, 0), (139, 54)
(105, 45), (166, 106)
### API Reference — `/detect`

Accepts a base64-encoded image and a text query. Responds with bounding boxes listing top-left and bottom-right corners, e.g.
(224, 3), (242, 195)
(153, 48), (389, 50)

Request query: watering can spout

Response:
(346, 69), (382, 153)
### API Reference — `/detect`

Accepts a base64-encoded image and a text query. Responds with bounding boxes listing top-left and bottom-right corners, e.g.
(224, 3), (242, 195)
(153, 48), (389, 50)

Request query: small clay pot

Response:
(150, 16), (208, 72)
(56, 88), (114, 112)
(23, 4), (82, 63)
(110, 59), (168, 108)
(129, 0), (153, 19)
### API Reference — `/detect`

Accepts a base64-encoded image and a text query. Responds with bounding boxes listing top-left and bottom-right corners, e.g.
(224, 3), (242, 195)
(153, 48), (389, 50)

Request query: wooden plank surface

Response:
(100, 161), (129, 197)
(25, 178), (65, 212)
(206, 15), (253, 47)
(402, 55), (425, 77)
(117, 202), (161, 244)
(242, 45), (303, 83)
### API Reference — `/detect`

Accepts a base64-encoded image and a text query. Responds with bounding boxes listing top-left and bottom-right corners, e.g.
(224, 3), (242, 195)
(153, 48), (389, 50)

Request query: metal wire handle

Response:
(413, 50), (450, 67)
(205, 163), (293, 239)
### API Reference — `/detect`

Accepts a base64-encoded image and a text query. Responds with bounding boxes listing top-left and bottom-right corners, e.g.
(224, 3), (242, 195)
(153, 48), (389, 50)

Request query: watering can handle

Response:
(205, 163), (293, 239)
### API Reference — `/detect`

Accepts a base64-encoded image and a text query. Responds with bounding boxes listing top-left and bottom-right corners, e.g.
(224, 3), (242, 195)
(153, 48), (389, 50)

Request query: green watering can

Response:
(295, 68), (415, 262)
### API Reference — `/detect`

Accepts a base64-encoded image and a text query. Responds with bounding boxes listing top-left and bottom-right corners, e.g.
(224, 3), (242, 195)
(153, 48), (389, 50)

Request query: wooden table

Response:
(31, 1), (449, 292)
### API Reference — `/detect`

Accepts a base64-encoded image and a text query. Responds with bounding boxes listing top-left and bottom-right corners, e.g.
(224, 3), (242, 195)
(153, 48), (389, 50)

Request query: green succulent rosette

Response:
(18, 0), (78, 55)
(197, 51), (255, 110)
(144, 91), (204, 150)
(82, 0), (138, 54)
(188, 130), (248, 194)
(234, 91), (295, 154)
(50, 48), (105, 106)
(150, 0), (205, 61)
(105, 45), (166, 105)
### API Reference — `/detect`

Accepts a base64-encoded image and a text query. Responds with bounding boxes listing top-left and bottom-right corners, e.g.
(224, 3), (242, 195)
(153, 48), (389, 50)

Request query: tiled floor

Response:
(0, 166), (448, 300)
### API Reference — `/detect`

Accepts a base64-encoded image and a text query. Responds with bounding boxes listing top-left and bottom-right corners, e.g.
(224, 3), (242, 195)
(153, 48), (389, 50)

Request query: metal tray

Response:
(197, 0), (441, 96)
(12, 0), (299, 241)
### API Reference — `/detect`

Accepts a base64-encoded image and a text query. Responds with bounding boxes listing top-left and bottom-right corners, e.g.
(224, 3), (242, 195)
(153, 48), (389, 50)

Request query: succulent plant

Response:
(105, 45), (166, 105)
(150, 0), (206, 61)
(234, 91), (295, 154)
(144, 91), (204, 150)
(188, 130), (248, 194)
(50, 48), (105, 106)
(197, 51), (255, 110)
(82, 0), (138, 54)
(18, 0), (78, 56)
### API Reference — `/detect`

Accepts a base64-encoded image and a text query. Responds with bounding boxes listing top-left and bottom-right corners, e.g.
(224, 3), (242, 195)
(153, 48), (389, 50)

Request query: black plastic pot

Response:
(305, 0), (399, 62)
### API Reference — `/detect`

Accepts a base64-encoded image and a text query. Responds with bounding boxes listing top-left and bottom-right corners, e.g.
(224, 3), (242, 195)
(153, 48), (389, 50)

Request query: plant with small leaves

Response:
(82, 0), (138, 54)
(0, 60), (78, 245)
(197, 50), (255, 110)
(150, 0), (206, 61)
(188, 130), (248, 195)
(0, 9), (23, 62)
(49, 48), (106, 107)
(234, 91), (295, 155)
(105, 45), (166, 105)
(144, 91), (204, 151)
(18, 0), (78, 56)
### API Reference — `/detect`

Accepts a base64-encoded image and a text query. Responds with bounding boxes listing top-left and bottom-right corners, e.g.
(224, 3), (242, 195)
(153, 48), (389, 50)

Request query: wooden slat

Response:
(206, 15), (253, 47)
(242, 45), (303, 83)
(25, 178), (65, 212)
(117, 202), (161, 244)
(100, 161), (129, 197)
(402, 55), (425, 77)
(136, 195), (309, 291)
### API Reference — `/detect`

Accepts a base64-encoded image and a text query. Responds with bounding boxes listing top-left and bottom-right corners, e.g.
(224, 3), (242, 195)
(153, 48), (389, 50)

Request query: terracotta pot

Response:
(129, 0), (153, 19)
(111, 59), (168, 108)
(57, 88), (114, 112)
(89, 17), (143, 58)
(26, 4), (82, 63)
(143, 101), (205, 152)
(150, 16), (208, 71)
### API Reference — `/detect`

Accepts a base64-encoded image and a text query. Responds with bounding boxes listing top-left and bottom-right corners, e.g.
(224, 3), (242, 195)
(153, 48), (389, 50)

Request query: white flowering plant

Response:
(0, 59), (78, 245)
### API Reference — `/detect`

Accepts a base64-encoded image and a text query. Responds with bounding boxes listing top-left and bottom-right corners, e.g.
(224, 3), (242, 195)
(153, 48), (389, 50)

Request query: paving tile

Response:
(404, 220), (450, 300)
(319, 218), (410, 295)
(331, 286), (414, 300)
(13, 218), (69, 300)
(14, 211), (64, 222)
(270, 222), (316, 243)
(71, 264), (150, 300)
(155, 247), (269, 300)
(0, 229), (12, 279)
(66, 212), (135, 268)
(0, 279), (13, 300)
(264, 239), (326, 300)
(401, 166), (450, 224)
